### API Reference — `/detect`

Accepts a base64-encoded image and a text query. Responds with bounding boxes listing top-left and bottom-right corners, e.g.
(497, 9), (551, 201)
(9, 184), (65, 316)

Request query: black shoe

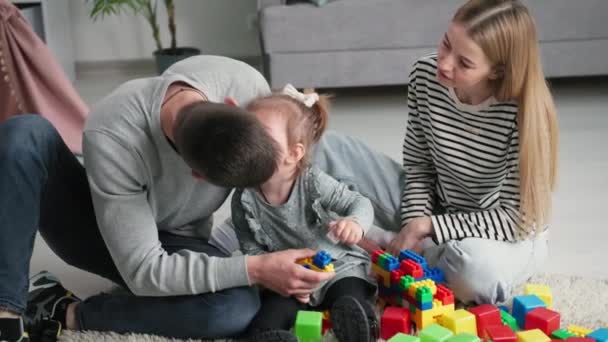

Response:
(249, 329), (298, 342)
(23, 271), (79, 342)
(0, 317), (29, 341)
(330, 296), (372, 342)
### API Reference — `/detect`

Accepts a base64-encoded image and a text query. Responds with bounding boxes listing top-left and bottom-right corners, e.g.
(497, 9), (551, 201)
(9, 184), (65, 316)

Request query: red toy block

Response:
(391, 269), (405, 286)
(468, 304), (502, 337)
(484, 325), (517, 342)
(436, 284), (455, 305)
(565, 339), (595, 342)
(372, 250), (384, 264)
(381, 307), (411, 340)
(401, 259), (424, 278)
(525, 308), (560, 336)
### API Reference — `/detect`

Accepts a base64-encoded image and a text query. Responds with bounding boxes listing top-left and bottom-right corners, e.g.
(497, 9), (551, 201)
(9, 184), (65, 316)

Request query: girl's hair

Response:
(247, 92), (330, 174)
(454, 0), (559, 235)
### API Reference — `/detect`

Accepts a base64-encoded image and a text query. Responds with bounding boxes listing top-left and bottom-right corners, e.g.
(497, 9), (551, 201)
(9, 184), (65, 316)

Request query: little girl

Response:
(232, 85), (378, 342)
(388, 0), (559, 304)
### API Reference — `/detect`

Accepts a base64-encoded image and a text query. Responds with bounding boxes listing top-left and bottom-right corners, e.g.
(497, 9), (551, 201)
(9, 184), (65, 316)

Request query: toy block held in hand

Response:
(512, 295), (546, 329)
(525, 308), (560, 336)
(516, 329), (551, 342)
(468, 304), (502, 337)
(297, 250), (334, 272)
(524, 284), (553, 309)
(485, 325), (517, 342)
(294, 311), (322, 342)
(382, 306), (412, 340)
(437, 309), (478, 336)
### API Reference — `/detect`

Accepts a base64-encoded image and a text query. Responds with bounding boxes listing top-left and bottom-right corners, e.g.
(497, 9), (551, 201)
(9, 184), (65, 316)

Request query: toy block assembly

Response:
(468, 304), (502, 337)
(294, 310), (322, 342)
(524, 284), (553, 309)
(525, 308), (560, 336)
(512, 295), (547, 329)
(516, 329), (551, 342)
(298, 250), (334, 272)
(484, 324), (517, 342)
(382, 306), (412, 340)
(419, 323), (454, 342)
(437, 309), (478, 336)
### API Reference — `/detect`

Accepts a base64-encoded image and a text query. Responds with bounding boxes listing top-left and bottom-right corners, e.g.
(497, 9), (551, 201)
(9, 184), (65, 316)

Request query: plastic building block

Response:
(524, 284), (553, 309)
(499, 306), (510, 313)
(447, 333), (482, 342)
(512, 295), (546, 329)
(294, 311), (323, 342)
(468, 304), (502, 337)
(587, 328), (608, 342)
(402, 259), (425, 278)
(485, 325), (517, 342)
(372, 250), (383, 264)
(417, 286), (434, 309)
(552, 329), (577, 340)
(313, 250), (332, 269)
(389, 333), (422, 342)
(298, 254), (334, 272)
(567, 326), (593, 338)
(382, 307), (412, 340)
(419, 323), (454, 342)
(501, 310), (519, 332)
(525, 308), (560, 336)
(565, 338), (595, 342)
(425, 267), (446, 283)
(373, 263), (392, 287)
(437, 309), (478, 336)
(400, 250), (428, 270)
(385, 254), (401, 271)
(436, 284), (455, 305)
(392, 269), (406, 286)
(516, 329), (551, 342)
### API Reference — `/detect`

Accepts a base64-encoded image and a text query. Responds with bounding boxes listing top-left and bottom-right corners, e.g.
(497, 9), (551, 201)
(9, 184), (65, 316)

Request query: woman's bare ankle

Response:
(0, 310), (19, 319)
(65, 302), (79, 330)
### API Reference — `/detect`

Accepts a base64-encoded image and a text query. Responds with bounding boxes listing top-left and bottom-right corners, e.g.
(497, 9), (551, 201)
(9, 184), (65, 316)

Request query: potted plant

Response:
(89, 0), (200, 74)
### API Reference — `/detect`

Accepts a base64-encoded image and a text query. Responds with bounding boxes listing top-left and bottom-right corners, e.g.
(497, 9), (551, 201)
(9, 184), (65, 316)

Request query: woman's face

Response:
(436, 22), (496, 92)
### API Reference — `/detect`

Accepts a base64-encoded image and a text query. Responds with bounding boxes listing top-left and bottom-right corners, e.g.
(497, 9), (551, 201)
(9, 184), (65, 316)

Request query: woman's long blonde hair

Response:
(454, 0), (559, 235)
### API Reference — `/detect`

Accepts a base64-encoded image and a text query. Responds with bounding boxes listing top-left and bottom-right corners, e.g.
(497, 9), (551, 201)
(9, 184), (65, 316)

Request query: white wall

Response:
(70, 0), (260, 62)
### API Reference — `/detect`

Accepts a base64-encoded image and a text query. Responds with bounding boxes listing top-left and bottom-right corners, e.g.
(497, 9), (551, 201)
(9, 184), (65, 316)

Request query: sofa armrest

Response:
(257, 0), (285, 10)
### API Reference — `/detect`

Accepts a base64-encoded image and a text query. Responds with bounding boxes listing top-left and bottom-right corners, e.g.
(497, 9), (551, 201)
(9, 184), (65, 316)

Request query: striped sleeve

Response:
(401, 65), (437, 228)
(430, 128), (521, 243)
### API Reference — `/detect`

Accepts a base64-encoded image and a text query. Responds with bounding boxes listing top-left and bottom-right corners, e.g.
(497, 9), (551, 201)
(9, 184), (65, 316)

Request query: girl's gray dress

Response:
(232, 166), (377, 306)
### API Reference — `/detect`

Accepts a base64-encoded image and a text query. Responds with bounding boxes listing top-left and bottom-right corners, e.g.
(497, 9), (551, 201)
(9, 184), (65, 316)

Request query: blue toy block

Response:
(512, 295), (546, 328)
(313, 250), (332, 269)
(498, 305), (510, 313)
(399, 250), (427, 270)
(303, 264), (311, 269)
(424, 268), (445, 284)
(588, 328), (608, 342)
(385, 254), (400, 271)
(418, 300), (433, 311)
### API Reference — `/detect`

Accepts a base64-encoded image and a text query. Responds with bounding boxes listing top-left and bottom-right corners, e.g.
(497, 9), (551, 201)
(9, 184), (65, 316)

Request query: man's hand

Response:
(246, 249), (335, 297)
(387, 216), (433, 255)
(328, 219), (364, 245)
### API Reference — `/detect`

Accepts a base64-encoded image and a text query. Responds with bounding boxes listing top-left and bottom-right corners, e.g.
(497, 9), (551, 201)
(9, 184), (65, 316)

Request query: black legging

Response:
(247, 277), (375, 333)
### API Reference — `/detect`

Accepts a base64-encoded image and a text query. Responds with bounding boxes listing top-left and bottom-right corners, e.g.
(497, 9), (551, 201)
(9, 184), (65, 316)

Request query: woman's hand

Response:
(387, 217), (433, 255)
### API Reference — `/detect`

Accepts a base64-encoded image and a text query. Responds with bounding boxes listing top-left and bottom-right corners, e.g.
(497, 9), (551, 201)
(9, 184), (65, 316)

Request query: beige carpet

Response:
(59, 273), (608, 342)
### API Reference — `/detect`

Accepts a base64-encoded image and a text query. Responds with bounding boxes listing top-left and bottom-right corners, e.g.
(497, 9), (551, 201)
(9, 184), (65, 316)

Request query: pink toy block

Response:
(468, 304), (502, 337)
(382, 307), (412, 340)
(525, 308), (560, 336)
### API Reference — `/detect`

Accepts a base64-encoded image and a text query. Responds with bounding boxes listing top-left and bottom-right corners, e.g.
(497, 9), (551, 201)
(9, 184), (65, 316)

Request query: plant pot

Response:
(153, 47), (201, 74)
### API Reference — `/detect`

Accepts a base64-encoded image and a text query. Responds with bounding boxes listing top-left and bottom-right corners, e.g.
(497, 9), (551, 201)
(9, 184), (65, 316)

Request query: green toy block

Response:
(389, 333), (421, 342)
(446, 333), (481, 342)
(379, 253), (390, 269)
(552, 328), (577, 340)
(417, 286), (433, 303)
(400, 275), (415, 291)
(294, 310), (322, 342)
(500, 309), (519, 331)
(419, 323), (454, 342)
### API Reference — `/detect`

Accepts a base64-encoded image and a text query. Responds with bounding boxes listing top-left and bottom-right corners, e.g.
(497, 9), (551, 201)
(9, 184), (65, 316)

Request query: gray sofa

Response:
(257, 0), (608, 89)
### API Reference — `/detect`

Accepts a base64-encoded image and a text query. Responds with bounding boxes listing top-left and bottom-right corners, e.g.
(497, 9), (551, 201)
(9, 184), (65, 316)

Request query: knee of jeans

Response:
(0, 115), (61, 157)
(194, 286), (260, 337)
(440, 242), (508, 305)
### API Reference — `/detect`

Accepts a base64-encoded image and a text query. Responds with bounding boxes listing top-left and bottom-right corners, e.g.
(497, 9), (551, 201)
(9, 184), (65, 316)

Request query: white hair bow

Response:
(281, 84), (319, 108)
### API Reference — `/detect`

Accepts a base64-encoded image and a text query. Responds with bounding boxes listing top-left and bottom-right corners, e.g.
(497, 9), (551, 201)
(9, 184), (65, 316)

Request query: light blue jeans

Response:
(211, 130), (549, 304)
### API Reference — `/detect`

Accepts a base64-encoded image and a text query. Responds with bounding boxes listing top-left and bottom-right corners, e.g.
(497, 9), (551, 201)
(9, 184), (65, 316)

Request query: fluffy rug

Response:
(58, 273), (608, 342)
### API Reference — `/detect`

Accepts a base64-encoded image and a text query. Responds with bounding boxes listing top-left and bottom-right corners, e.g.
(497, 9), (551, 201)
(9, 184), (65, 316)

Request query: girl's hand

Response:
(387, 217), (433, 255)
(329, 219), (364, 245)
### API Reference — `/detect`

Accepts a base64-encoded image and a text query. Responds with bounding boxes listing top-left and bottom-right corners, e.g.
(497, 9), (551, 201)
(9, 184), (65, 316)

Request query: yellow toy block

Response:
(567, 325), (593, 337)
(372, 263), (391, 287)
(433, 299), (455, 317)
(524, 284), (553, 309)
(297, 257), (334, 272)
(413, 299), (455, 330)
(516, 329), (551, 342)
(437, 309), (477, 336)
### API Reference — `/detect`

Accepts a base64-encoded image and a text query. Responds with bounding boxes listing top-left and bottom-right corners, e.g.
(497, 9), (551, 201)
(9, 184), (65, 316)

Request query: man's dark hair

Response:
(174, 102), (278, 188)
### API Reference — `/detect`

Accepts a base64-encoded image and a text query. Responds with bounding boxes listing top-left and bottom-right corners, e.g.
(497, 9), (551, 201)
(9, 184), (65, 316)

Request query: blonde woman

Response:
(384, 0), (559, 304)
